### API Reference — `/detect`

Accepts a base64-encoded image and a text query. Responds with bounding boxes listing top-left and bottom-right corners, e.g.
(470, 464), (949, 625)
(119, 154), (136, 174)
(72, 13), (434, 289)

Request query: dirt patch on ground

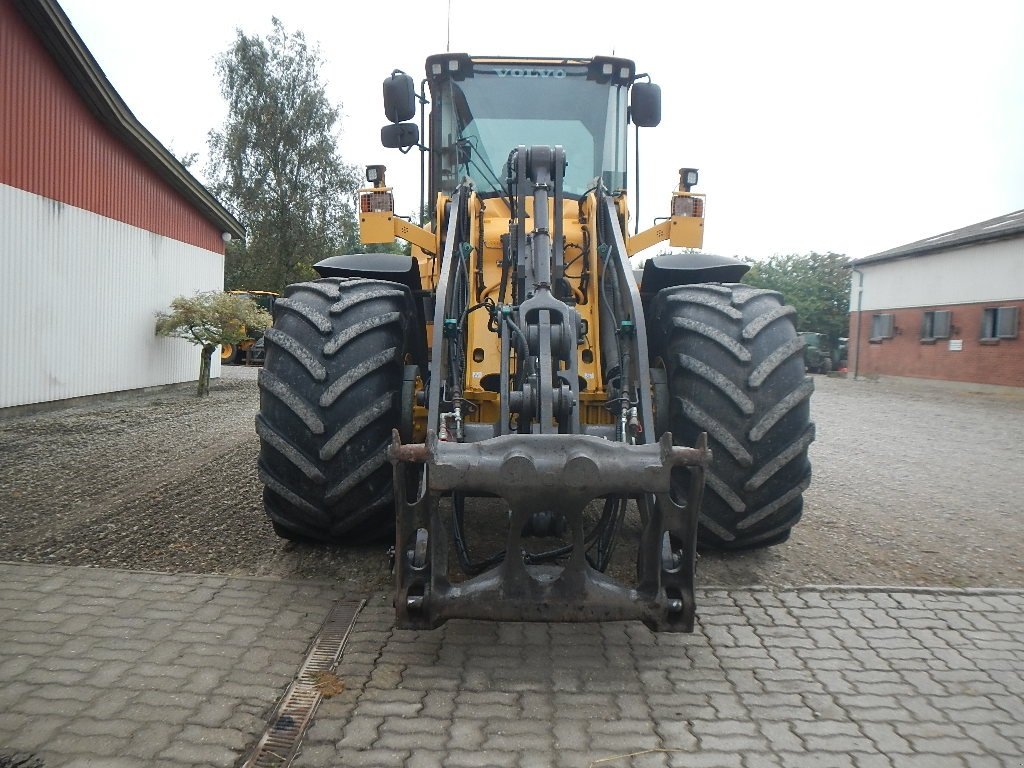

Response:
(1, 368), (1022, 592)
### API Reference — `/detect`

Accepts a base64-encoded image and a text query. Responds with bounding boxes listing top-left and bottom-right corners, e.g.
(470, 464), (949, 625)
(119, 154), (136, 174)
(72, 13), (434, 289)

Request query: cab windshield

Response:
(430, 62), (630, 200)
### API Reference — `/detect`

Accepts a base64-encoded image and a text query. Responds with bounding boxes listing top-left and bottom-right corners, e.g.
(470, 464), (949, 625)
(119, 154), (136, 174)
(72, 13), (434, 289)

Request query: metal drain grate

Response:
(241, 600), (363, 768)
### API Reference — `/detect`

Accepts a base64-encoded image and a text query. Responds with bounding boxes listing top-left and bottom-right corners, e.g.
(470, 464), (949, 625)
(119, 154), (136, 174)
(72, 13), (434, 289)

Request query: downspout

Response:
(851, 266), (864, 381)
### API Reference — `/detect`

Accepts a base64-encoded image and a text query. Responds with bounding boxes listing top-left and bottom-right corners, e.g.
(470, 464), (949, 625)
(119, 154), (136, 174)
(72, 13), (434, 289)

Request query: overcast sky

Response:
(59, 0), (1024, 261)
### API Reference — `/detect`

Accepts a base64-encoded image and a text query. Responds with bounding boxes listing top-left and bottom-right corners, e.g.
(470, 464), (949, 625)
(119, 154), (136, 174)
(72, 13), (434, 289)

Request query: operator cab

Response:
(381, 54), (661, 211)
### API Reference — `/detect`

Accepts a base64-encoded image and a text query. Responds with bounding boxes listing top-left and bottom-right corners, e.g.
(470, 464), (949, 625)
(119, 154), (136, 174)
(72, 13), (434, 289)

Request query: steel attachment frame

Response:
(390, 429), (709, 632)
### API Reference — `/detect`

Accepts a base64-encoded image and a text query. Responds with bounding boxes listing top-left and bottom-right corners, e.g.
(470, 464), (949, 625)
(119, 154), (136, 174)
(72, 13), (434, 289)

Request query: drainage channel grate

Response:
(241, 600), (364, 768)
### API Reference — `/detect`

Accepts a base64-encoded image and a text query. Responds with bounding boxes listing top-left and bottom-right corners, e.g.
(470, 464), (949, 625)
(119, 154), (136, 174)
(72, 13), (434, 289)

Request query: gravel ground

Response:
(1, 367), (1022, 592)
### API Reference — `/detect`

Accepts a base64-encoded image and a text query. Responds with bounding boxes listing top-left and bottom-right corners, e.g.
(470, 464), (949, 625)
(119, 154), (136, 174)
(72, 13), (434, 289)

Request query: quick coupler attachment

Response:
(388, 430), (710, 632)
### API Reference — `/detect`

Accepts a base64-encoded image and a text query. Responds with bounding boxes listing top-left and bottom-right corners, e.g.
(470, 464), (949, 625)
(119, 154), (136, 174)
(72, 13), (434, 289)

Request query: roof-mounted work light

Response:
(365, 165), (387, 187)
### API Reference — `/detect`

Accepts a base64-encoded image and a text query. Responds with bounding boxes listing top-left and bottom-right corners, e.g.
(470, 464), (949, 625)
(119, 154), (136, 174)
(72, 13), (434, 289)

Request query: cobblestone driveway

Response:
(305, 590), (1024, 768)
(2, 564), (1022, 767)
(0, 564), (337, 767)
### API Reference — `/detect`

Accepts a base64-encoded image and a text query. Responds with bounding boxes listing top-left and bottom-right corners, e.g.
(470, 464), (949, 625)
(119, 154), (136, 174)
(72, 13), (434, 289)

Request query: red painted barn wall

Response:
(0, 0), (224, 253)
(847, 301), (1024, 388)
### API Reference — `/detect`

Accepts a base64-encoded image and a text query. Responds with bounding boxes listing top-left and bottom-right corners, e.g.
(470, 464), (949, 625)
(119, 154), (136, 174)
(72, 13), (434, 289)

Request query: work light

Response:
(679, 168), (699, 191)
(365, 165), (387, 187)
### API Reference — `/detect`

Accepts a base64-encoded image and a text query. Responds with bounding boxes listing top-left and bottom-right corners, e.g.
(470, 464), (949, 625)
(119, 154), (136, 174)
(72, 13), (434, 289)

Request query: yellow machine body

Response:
(358, 186), (700, 437)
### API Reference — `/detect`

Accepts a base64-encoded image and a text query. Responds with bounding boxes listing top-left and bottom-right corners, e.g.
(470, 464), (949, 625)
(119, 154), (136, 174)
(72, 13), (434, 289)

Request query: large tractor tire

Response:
(651, 283), (815, 549)
(256, 277), (415, 544)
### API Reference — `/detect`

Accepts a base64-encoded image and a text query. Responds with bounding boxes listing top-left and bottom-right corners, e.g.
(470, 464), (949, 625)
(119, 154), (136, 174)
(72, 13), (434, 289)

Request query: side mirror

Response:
(630, 82), (662, 127)
(381, 122), (420, 149)
(383, 72), (417, 124)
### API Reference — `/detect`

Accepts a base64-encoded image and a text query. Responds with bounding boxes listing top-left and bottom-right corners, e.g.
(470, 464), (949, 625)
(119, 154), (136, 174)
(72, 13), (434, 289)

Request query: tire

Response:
(821, 357), (833, 374)
(256, 277), (416, 544)
(250, 337), (266, 364)
(221, 343), (236, 365)
(651, 283), (815, 550)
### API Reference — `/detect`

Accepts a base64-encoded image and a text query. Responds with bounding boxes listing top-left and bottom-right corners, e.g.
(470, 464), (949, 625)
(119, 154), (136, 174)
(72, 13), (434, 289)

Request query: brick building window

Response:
(870, 313), (894, 342)
(920, 310), (952, 342)
(981, 306), (1019, 342)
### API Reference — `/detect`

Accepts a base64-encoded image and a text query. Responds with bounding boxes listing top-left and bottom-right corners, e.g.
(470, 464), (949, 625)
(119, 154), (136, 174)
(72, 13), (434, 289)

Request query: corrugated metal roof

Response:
(853, 209), (1024, 266)
(11, 0), (244, 240)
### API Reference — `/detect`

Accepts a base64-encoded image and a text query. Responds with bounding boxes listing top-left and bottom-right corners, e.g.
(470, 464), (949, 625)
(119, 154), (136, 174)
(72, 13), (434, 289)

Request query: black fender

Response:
(314, 253), (423, 293)
(640, 251), (750, 295)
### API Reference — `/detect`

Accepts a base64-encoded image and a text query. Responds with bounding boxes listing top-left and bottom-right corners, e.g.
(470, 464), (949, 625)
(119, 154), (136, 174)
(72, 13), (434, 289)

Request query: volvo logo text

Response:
(496, 68), (567, 79)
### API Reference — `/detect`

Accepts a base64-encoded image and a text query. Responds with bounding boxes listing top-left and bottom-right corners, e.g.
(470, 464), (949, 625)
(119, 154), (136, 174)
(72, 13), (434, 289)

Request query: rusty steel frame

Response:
(389, 429), (710, 632)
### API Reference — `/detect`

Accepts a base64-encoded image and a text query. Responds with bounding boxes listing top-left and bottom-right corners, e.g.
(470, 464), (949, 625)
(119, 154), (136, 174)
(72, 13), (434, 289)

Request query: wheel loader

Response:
(220, 289), (278, 365)
(256, 55), (815, 631)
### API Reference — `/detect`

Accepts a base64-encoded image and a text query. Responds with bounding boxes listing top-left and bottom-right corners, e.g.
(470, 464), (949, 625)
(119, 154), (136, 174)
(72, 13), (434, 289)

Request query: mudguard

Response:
(314, 253), (423, 293)
(641, 251), (750, 295)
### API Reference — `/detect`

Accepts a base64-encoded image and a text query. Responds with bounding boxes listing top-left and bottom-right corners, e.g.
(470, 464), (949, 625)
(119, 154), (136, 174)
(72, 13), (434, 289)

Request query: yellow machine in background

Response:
(255, 55), (815, 631)
(220, 290), (278, 364)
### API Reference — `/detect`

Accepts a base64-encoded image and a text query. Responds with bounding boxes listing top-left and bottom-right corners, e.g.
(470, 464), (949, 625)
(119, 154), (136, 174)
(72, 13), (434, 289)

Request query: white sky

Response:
(59, 0), (1024, 261)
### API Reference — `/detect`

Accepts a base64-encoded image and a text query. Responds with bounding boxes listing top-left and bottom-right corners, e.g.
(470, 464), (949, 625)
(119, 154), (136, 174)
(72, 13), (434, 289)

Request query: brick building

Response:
(848, 210), (1023, 388)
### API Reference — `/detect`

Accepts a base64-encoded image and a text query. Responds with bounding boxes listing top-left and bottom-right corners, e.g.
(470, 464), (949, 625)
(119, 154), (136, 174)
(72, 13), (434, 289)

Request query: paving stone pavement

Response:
(301, 591), (1024, 768)
(2, 563), (1023, 768)
(0, 562), (338, 768)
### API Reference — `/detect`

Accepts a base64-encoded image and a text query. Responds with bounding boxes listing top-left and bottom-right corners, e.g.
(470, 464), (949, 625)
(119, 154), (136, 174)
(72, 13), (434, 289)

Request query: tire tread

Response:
(652, 283), (814, 549)
(263, 328), (328, 382)
(256, 277), (415, 544)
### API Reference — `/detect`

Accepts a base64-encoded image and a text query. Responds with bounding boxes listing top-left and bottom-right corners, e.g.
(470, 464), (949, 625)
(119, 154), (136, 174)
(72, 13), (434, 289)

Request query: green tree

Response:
(155, 292), (272, 397)
(743, 252), (851, 342)
(208, 18), (361, 292)
(174, 150), (199, 170)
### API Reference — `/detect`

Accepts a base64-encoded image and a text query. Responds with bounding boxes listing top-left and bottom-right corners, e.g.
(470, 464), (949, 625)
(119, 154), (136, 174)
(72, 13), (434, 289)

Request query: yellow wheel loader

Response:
(221, 289), (278, 364)
(256, 55), (814, 631)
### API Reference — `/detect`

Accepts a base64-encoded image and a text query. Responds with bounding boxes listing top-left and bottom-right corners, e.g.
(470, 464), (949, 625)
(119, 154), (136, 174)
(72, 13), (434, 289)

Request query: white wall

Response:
(1, 183), (224, 409)
(850, 237), (1024, 311)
